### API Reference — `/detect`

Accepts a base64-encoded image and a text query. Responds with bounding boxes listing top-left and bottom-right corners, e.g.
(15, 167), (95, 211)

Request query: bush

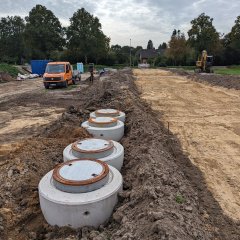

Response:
(0, 63), (19, 76)
(0, 56), (18, 64)
(155, 55), (168, 67)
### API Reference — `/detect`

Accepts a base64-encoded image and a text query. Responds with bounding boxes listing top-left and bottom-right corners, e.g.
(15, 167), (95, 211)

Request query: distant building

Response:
(136, 49), (159, 64)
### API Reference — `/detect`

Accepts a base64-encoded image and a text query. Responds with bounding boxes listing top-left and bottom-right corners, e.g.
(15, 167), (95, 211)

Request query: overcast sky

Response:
(0, 0), (239, 48)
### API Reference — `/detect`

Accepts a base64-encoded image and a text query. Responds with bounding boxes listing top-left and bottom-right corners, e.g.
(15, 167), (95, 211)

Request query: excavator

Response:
(195, 50), (214, 73)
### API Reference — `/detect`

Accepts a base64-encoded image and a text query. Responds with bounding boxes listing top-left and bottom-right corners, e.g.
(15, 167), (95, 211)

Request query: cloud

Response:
(0, 0), (96, 24)
(0, 0), (239, 47)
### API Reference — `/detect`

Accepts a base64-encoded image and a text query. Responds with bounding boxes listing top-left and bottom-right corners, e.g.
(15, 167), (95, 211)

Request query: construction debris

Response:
(17, 73), (39, 80)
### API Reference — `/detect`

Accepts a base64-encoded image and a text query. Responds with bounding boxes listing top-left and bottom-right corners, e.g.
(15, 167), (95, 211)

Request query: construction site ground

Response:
(0, 69), (239, 240)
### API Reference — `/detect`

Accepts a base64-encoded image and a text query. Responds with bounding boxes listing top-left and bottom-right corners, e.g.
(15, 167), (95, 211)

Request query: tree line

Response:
(0, 5), (239, 66)
(0, 5), (110, 64)
(145, 13), (240, 66)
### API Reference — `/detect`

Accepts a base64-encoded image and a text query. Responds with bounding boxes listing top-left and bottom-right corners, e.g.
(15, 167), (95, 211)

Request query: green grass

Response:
(176, 194), (185, 204)
(167, 66), (195, 70)
(214, 66), (240, 75)
(0, 63), (19, 76)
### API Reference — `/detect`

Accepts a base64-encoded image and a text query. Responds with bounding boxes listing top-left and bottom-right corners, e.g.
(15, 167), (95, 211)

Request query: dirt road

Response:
(0, 74), (91, 160)
(0, 78), (43, 104)
(134, 69), (240, 221)
(0, 79), (74, 160)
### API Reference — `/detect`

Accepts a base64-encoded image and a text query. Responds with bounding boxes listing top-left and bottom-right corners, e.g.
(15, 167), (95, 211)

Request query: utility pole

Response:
(130, 38), (132, 67)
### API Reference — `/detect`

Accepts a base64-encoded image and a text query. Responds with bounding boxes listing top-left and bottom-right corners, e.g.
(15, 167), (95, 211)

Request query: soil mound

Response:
(0, 72), (14, 83)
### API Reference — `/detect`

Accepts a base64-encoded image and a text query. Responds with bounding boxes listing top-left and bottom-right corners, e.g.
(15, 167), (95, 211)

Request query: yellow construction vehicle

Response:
(195, 50), (214, 73)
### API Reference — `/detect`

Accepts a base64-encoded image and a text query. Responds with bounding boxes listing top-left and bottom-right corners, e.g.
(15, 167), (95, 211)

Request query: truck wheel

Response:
(63, 81), (68, 88)
(44, 83), (49, 89)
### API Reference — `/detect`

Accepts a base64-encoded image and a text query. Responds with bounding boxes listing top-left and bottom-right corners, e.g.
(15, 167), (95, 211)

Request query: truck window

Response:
(66, 64), (71, 73)
(46, 64), (65, 73)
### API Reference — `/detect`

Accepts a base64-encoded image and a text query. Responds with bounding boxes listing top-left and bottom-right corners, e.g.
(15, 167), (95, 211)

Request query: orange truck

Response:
(43, 62), (80, 89)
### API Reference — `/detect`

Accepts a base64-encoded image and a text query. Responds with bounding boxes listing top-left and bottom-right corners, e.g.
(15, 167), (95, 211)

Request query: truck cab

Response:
(43, 62), (74, 89)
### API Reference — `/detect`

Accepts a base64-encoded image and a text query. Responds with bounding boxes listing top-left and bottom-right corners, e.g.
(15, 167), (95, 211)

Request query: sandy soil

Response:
(0, 105), (64, 160)
(134, 69), (240, 221)
(0, 70), (239, 239)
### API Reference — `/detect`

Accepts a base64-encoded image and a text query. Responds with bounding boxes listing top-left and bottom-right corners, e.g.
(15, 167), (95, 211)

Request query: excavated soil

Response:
(192, 74), (240, 90)
(168, 68), (240, 90)
(0, 73), (14, 83)
(0, 70), (239, 240)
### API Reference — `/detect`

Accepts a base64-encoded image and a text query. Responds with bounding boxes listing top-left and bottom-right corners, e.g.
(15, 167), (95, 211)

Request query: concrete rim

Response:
(63, 140), (124, 171)
(95, 109), (120, 117)
(71, 138), (114, 154)
(90, 111), (126, 123)
(82, 119), (124, 130)
(53, 159), (109, 186)
(39, 166), (123, 205)
(89, 117), (117, 125)
(65, 140), (123, 162)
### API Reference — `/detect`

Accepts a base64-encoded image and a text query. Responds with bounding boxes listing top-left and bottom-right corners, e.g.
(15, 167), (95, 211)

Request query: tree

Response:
(0, 16), (25, 63)
(223, 16), (240, 64)
(110, 45), (124, 64)
(147, 40), (154, 49)
(158, 42), (167, 50)
(110, 45), (143, 65)
(167, 29), (193, 65)
(66, 8), (110, 64)
(25, 4), (64, 59)
(188, 13), (221, 54)
(111, 44), (122, 53)
(229, 16), (240, 48)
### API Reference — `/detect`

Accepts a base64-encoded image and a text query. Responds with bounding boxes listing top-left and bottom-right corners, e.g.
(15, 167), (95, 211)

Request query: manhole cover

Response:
(95, 109), (120, 117)
(53, 159), (109, 193)
(88, 117), (118, 128)
(72, 139), (114, 158)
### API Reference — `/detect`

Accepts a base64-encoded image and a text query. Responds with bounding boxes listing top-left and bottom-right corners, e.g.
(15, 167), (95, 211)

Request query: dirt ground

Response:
(134, 69), (240, 221)
(0, 73), (14, 83)
(0, 70), (239, 240)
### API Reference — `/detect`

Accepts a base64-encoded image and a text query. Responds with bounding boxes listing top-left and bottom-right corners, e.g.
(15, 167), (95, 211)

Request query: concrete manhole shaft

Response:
(82, 117), (124, 142)
(39, 160), (123, 228)
(90, 109), (126, 122)
(63, 138), (124, 171)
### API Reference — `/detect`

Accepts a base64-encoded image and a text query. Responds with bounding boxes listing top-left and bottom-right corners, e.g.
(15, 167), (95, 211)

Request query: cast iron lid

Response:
(52, 159), (109, 193)
(95, 109), (120, 117)
(72, 138), (114, 154)
(88, 117), (118, 127)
